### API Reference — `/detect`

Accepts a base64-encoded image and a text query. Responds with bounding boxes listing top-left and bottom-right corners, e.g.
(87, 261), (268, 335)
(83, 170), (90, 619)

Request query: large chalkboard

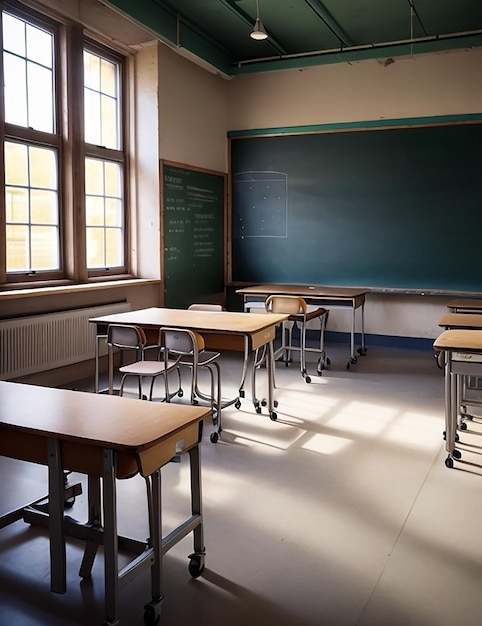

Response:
(162, 161), (225, 308)
(230, 123), (482, 293)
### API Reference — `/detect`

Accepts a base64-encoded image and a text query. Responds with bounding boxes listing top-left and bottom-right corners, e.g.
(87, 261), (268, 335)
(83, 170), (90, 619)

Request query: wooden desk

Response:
(90, 307), (288, 421)
(439, 313), (482, 329)
(0, 381), (209, 625)
(446, 298), (482, 313)
(433, 330), (482, 468)
(236, 284), (369, 368)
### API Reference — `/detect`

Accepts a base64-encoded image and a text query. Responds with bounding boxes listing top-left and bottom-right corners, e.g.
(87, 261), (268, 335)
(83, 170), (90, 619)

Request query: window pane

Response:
(27, 63), (54, 132)
(5, 142), (28, 186)
(86, 227), (105, 268)
(101, 94), (118, 147)
(5, 143), (60, 273)
(3, 13), (26, 56)
(3, 13), (54, 131)
(26, 23), (52, 68)
(4, 54), (28, 126)
(84, 51), (100, 90)
(85, 158), (123, 269)
(31, 189), (58, 224)
(106, 228), (122, 266)
(85, 158), (104, 194)
(84, 49), (120, 149)
(85, 195), (104, 226)
(30, 146), (57, 189)
(31, 226), (59, 270)
(84, 88), (101, 145)
(5, 187), (28, 222)
(6, 224), (29, 271)
(105, 198), (122, 227)
(104, 161), (121, 197)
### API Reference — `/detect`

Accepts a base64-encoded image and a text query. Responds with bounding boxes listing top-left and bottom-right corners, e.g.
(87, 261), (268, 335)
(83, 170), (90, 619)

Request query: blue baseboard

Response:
(323, 330), (435, 352)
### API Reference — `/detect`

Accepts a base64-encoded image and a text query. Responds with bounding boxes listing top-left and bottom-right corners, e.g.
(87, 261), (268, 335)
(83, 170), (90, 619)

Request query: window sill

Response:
(0, 278), (161, 300)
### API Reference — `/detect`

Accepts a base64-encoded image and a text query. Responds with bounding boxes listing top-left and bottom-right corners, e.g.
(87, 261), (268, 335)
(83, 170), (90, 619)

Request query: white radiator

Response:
(0, 302), (131, 380)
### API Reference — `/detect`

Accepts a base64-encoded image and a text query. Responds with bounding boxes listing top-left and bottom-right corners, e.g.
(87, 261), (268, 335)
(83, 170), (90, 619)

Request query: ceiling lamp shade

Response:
(251, 17), (268, 40)
(250, 0), (268, 40)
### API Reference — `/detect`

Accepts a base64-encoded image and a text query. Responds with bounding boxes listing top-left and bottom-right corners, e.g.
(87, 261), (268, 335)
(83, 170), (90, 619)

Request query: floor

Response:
(2, 341), (482, 626)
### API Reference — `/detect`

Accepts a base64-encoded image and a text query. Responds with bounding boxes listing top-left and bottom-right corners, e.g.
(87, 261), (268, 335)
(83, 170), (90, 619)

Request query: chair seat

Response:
(119, 359), (177, 376)
(287, 307), (326, 322)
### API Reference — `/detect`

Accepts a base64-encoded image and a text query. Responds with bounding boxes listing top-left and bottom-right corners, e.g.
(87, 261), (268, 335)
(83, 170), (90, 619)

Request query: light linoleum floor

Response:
(2, 342), (482, 626)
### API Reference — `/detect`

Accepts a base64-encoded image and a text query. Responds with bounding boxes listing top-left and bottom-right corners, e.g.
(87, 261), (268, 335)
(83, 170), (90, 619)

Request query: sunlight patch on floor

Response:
(301, 432), (353, 455)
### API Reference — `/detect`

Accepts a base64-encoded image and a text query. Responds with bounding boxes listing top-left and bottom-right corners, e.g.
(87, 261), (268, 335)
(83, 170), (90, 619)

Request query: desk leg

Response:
(444, 353), (462, 468)
(47, 438), (66, 594)
(359, 302), (366, 354)
(95, 334), (107, 394)
(187, 444), (205, 577)
(103, 449), (119, 625)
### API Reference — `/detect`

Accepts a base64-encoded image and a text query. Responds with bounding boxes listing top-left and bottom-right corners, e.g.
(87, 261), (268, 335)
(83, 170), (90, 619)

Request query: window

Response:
(1, 1), (129, 286)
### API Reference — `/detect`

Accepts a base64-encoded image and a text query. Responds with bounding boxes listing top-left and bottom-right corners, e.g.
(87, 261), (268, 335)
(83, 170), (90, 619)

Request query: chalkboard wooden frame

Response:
(161, 160), (226, 308)
(228, 119), (482, 295)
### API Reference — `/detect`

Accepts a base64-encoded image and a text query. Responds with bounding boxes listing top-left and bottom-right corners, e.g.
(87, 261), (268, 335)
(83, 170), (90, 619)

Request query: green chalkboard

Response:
(230, 123), (482, 293)
(162, 161), (225, 308)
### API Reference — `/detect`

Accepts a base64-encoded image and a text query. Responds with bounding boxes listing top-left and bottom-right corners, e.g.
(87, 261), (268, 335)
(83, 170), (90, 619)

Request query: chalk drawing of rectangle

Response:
(233, 171), (288, 238)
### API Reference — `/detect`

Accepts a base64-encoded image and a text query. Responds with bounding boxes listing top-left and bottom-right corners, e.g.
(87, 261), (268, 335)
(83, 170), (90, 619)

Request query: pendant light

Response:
(250, 0), (268, 40)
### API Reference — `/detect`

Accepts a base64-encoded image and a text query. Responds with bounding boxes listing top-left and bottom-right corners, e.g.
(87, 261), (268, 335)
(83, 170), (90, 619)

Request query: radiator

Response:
(0, 302), (131, 380)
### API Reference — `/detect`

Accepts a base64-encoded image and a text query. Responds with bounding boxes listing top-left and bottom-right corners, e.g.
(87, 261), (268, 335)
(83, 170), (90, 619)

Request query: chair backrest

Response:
(161, 327), (205, 357)
(107, 324), (147, 350)
(188, 303), (225, 311)
(265, 295), (307, 316)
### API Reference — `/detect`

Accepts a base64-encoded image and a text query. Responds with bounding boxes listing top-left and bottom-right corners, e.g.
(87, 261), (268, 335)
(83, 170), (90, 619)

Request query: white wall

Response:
(224, 49), (482, 340)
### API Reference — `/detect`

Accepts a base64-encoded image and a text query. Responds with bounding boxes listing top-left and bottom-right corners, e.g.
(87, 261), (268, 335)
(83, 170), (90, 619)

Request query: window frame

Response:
(0, 0), (131, 289)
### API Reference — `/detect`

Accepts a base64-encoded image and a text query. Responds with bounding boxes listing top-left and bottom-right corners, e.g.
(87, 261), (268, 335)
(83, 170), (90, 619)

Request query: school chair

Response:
(160, 326), (222, 443)
(106, 323), (181, 400)
(264, 295), (328, 383)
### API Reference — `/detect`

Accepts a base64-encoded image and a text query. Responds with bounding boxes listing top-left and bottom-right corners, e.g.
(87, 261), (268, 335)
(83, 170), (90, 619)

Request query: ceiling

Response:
(102, 0), (482, 77)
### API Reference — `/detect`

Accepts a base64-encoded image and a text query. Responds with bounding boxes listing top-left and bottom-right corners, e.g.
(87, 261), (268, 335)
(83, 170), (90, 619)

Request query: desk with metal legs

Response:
(433, 330), (482, 469)
(0, 381), (209, 625)
(236, 284), (369, 369)
(90, 307), (288, 422)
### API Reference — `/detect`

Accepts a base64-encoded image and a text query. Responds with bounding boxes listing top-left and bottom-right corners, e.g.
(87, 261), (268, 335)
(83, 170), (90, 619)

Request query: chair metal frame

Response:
(106, 323), (181, 400)
(160, 326), (222, 443)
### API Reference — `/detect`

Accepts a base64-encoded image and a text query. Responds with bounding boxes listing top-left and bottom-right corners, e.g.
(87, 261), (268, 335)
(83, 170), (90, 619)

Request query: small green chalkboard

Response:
(162, 161), (225, 308)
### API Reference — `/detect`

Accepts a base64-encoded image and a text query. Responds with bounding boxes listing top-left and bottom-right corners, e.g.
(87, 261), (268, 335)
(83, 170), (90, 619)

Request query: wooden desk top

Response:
(433, 329), (482, 352)
(438, 313), (482, 329)
(447, 298), (482, 311)
(236, 283), (369, 299)
(90, 307), (287, 335)
(0, 381), (209, 477)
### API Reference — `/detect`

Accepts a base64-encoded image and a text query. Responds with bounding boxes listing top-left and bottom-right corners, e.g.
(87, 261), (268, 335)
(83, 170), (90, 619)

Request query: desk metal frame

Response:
(0, 381), (208, 625)
(236, 284), (368, 369)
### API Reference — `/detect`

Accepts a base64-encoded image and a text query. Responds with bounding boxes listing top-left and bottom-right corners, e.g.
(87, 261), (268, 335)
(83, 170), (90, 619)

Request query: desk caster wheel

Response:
(235, 399), (241, 409)
(210, 431), (219, 443)
(143, 599), (162, 625)
(357, 347), (367, 356)
(256, 406), (262, 414)
(459, 421), (468, 431)
(188, 554), (205, 578)
(269, 411), (277, 421)
(445, 456), (454, 468)
(453, 449), (462, 460)
(305, 375), (312, 383)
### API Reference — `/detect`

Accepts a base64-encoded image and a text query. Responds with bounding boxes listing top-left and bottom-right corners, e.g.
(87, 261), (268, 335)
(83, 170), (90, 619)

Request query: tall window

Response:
(84, 48), (125, 272)
(1, 1), (128, 286)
